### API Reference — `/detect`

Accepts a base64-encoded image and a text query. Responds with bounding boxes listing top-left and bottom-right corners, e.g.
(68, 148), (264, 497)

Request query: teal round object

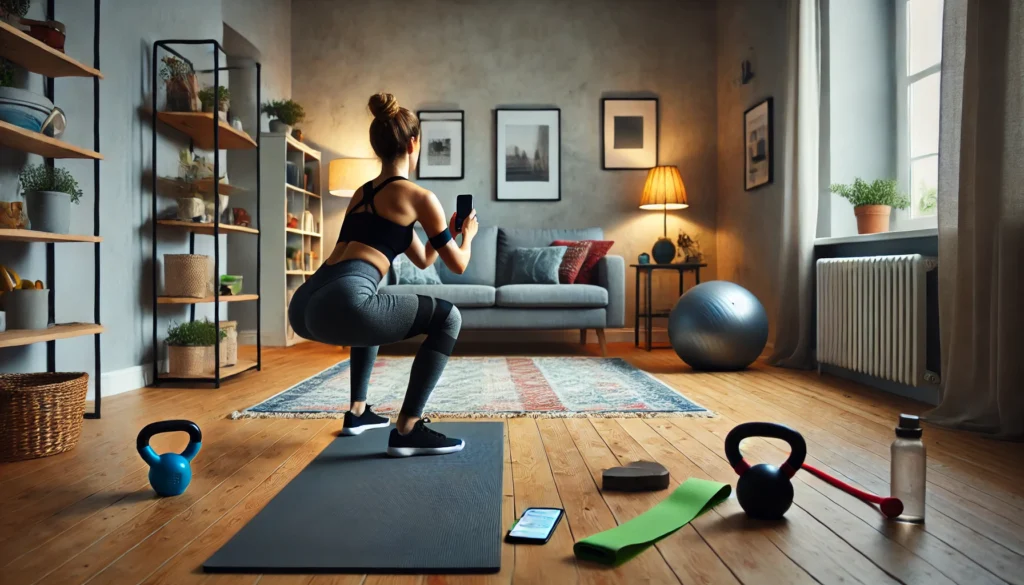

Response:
(651, 239), (675, 264)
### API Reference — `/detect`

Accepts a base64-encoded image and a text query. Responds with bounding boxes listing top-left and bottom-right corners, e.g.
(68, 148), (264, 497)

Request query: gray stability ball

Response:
(668, 281), (769, 371)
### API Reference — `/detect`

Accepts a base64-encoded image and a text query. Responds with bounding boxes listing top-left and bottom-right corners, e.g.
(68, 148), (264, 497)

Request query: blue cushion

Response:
(497, 227), (604, 285)
(509, 246), (567, 285)
(392, 255), (442, 285)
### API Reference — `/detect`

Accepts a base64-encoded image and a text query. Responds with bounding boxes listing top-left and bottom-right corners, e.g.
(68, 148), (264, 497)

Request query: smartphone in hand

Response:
(455, 194), (473, 232)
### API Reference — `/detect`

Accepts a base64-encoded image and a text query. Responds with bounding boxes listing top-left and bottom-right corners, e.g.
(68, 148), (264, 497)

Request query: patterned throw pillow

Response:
(509, 246), (568, 285)
(551, 240), (592, 284)
(392, 255), (442, 285)
(552, 239), (614, 285)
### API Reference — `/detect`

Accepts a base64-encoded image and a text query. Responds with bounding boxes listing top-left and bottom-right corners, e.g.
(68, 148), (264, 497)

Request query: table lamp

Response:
(639, 165), (688, 264)
(328, 158), (381, 197)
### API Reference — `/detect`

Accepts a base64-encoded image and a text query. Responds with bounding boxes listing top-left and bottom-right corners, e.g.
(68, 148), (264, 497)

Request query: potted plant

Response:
(160, 55), (200, 112)
(261, 99), (305, 134)
(166, 319), (225, 377)
(830, 178), (910, 235)
(199, 85), (230, 120)
(19, 164), (82, 235)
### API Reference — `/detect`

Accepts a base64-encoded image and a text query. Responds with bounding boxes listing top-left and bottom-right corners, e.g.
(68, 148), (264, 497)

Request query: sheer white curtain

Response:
(769, 0), (820, 369)
(926, 0), (1024, 438)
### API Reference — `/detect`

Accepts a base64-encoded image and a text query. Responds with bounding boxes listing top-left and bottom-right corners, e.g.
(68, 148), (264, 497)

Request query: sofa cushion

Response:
(434, 225), (499, 286)
(497, 227), (604, 285)
(509, 246), (567, 285)
(391, 255), (442, 285)
(556, 240), (592, 284)
(495, 284), (608, 308)
(379, 284), (495, 308)
(553, 239), (615, 285)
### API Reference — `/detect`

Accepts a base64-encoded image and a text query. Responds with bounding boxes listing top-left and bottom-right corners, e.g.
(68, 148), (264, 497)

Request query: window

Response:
(898, 0), (943, 220)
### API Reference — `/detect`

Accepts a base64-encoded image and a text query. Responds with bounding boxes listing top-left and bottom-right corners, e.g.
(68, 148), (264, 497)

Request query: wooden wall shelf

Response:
(0, 21), (102, 78)
(286, 184), (320, 198)
(157, 294), (258, 305)
(0, 229), (102, 243)
(158, 177), (245, 196)
(0, 120), (102, 159)
(156, 220), (258, 235)
(0, 323), (104, 349)
(157, 112), (257, 150)
(285, 134), (319, 160)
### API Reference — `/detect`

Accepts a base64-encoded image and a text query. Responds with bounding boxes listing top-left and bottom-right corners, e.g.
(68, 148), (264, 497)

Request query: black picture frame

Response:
(416, 109), (465, 180)
(743, 97), (774, 191)
(494, 107), (561, 201)
(601, 97), (659, 170)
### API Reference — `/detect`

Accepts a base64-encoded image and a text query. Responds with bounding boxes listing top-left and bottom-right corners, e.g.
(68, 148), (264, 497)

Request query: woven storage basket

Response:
(164, 254), (210, 298)
(167, 345), (214, 377)
(0, 373), (88, 462)
(219, 320), (237, 366)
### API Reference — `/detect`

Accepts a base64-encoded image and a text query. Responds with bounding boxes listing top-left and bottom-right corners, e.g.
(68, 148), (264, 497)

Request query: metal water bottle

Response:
(890, 414), (926, 522)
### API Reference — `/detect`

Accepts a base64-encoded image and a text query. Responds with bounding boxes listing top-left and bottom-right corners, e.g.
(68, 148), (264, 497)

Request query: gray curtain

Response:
(926, 0), (1024, 438)
(769, 0), (821, 369)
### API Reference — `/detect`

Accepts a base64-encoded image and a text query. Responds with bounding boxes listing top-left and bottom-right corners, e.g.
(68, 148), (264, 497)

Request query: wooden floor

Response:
(1, 342), (1022, 585)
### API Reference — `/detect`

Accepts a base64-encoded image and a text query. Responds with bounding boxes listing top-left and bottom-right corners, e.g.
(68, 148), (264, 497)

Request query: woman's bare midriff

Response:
(324, 241), (391, 277)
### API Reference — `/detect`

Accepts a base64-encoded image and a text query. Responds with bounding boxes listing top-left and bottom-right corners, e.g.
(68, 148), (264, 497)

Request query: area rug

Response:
(232, 357), (710, 419)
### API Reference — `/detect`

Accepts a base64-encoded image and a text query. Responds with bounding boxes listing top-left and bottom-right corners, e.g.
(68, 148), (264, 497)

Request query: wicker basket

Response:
(219, 320), (237, 366)
(167, 345), (214, 377)
(164, 254), (210, 298)
(0, 373), (88, 462)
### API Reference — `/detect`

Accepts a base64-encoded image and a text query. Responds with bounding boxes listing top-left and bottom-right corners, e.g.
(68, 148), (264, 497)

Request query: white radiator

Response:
(816, 255), (938, 387)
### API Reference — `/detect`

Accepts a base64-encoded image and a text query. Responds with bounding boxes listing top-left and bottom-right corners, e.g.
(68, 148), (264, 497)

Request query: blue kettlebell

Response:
(137, 420), (202, 497)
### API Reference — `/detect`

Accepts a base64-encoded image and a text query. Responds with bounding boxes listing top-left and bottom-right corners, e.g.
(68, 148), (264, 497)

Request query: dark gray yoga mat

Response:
(204, 422), (504, 574)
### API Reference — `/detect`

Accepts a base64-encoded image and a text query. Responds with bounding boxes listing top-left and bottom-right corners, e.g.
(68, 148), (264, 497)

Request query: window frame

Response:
(895, 0), (941, 229)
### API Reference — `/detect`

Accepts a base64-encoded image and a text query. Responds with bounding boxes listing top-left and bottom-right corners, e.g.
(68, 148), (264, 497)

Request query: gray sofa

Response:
(381, 226), (625, 354)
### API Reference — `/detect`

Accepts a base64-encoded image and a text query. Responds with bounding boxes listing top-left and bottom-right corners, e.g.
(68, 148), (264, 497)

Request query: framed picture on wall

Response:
(744, 97), (774, 190)
(495, 108), (560, 201)
(602, 97), (658, 170)
(416, 110), (464, 180)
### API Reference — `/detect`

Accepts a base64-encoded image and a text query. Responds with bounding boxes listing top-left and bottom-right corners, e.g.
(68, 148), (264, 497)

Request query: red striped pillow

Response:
(552, 239), (614, 285)
(551, 241), (591, 284)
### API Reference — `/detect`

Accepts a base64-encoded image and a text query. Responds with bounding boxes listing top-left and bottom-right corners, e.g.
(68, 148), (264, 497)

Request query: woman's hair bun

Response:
(368, 92), (400, 120)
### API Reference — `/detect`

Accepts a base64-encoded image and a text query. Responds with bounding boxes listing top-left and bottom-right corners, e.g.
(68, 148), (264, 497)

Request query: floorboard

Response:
(1, 342), (1020, 585)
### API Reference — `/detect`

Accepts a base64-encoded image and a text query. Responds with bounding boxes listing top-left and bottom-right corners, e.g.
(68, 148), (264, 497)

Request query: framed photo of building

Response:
(495, 108), (560, 201)
(744, 97), (773, 190)
(602, 97), (658, 170)
(416, 110), (464, 180)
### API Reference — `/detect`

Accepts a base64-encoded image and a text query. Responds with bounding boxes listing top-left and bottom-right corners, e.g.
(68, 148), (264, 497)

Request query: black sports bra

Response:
(337, 176), (415, 264)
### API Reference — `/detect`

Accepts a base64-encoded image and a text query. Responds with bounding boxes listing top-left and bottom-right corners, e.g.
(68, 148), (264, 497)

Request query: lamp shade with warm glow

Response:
(328, 158), (381, 197)
(639, 165), (689, 210)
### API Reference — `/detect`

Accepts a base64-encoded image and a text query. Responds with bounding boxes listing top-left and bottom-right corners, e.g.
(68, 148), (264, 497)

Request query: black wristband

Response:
(429, 228), (453, 250)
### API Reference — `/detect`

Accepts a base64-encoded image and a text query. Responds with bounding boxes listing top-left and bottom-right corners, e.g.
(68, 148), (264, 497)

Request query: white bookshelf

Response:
(253, 133), (323, 346)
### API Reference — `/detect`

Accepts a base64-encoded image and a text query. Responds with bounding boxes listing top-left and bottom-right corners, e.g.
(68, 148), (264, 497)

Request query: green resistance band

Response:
(573, 477), (731, 566)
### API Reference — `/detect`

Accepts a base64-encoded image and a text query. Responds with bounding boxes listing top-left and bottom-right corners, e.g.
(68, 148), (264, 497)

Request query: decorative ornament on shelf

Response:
(676, 231), (704, 263)
(0, 201), (26, 229)
(232, 207), (251, 227)
(638, 252), (650, 265)
(291, 128), (304, 142)
(160, 55), (200, 112)
(639, 165), (689, 264)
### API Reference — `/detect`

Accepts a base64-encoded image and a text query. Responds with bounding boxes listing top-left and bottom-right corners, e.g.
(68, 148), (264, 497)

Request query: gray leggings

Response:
(288, 259), (462, 417)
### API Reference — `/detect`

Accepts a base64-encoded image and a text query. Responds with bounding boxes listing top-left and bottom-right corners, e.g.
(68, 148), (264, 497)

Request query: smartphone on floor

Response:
(505, 507), (564, 544)
(455, 194), (473, 232)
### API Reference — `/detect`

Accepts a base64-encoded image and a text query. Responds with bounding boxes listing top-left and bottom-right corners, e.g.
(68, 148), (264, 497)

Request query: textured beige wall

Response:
(715, 0), (789, 342)
(291, 0), (719, 326)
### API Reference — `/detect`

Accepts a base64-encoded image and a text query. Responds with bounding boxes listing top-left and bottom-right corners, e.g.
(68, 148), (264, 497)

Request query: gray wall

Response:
(0, 0), (290, 394)
(715, 0), (790, 342)
(824, 0), (896, 237)
(290, 0), (719, 323)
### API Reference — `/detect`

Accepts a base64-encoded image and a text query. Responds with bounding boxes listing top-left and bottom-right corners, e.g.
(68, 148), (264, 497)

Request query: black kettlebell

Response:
(724, 422), (806, 520)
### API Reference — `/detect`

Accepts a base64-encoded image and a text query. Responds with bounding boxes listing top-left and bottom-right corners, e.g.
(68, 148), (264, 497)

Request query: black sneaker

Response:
(341, 406), (391, 436)
(387, 418), (465, 457)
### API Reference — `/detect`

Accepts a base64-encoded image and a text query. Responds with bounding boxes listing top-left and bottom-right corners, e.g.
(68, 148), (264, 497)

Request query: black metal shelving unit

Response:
(0, 0), (103, 417)
(149, 39), (262, 388)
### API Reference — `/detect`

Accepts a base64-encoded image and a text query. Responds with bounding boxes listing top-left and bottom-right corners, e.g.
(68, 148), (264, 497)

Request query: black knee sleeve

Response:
(404, 295), (434, 339)
(404, 297), (457, 355)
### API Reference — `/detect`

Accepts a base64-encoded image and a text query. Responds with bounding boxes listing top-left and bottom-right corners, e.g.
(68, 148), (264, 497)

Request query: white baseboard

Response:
(94, 361), (163, 400)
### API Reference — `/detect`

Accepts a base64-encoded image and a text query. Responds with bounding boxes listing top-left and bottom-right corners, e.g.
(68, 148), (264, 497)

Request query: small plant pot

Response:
(25, 190), (71, 234)
(5, 288), (50, 330)
(269, 119), (291, 134)
(854, 205), (892, 234)
(166, 75), (200, 112)
(167, 345), (214, 377)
